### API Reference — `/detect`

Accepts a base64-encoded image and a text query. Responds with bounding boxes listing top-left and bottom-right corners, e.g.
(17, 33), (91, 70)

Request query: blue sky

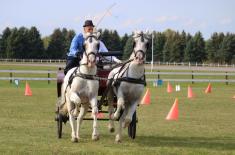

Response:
(1, 0), (234, 39)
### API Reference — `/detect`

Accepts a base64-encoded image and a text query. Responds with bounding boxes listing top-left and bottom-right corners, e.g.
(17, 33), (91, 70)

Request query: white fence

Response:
(0, 58), (234, 68)
(0, 59), (66, 63)
(1, 70), (234, 84)
(145, 61), (235, 68)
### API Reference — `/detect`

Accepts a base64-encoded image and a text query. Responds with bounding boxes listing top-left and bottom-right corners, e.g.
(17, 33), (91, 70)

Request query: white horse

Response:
(107, 30), (150, 142)
(60, 32), (100, 142)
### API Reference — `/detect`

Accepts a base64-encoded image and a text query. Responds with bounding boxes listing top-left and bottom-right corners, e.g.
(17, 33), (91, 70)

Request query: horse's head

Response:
(132, 30), (151, 64)
(82, 32), (100, 68)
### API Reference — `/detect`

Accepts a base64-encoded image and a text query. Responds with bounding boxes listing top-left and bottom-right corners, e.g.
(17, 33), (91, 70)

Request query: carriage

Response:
(55, 51), (137, 140)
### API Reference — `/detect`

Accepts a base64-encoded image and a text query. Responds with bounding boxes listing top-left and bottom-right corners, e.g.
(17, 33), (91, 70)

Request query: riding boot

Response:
(64, 56), (80, 75)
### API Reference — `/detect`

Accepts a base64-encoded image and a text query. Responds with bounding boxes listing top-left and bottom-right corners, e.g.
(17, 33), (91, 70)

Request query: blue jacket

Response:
(67, 33), (109, 58)
(67, 33), (84, 57)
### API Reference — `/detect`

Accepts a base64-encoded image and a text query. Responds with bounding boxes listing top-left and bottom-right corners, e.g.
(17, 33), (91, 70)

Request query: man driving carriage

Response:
(64, 20), (122, 75)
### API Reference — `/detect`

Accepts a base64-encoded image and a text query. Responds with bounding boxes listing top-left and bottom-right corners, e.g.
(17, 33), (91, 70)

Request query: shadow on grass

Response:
(134, 135), (235, 151)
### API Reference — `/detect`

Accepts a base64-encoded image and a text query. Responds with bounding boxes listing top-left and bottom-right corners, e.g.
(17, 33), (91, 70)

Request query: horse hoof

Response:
(109, 127), (115, 133)
(113, 113), (119, 120)
(115, 138), (121, 143)
(92, 135), (100, 141)
(71, 137), (78, 143)
(115, 135), (121, 143)
(123, 118), (131, 128)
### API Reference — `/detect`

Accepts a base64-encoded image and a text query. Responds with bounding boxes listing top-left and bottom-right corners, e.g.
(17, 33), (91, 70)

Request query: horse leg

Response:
(90, 97), (99, 141)
(113, 94), (124, 120)
(76, 104), (89, 140)
(107, 89), (115, 133)
(69, 91), (81, 116)
(113, 98), (124, 120)
(66, 95), (78, 143)
(124, 101), (138, 128)
(115, 108), (128, 143)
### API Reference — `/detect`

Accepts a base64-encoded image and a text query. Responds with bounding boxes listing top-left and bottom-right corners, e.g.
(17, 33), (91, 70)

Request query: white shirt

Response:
(99, 41), (121, 63)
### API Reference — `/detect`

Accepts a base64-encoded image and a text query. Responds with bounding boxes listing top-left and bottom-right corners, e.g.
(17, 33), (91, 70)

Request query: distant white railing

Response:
(0, 59), (66, 63)
(0, 58), (234, 67)
(0, 70), (234, 84)
(145, 61), (235, 68)
(0, 70), (57, 84)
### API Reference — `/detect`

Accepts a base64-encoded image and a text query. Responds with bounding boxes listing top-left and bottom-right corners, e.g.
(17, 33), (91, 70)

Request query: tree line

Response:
(0, 27), (234, 64)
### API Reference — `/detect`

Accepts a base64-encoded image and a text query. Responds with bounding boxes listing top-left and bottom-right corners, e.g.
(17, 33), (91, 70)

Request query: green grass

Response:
(0, 81), (235, 155)
(0, 63), (235, 154)
(0, 63), (59, 71)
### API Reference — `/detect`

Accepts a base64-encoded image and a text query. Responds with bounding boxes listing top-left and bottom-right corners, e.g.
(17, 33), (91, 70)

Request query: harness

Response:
(115, 76), (146, 87)
(68, 66), (98, 87)
(112, 59), (147, 89)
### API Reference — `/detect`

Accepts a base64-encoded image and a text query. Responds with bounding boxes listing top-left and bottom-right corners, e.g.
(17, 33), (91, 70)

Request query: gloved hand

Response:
(113, 57), (122, 63)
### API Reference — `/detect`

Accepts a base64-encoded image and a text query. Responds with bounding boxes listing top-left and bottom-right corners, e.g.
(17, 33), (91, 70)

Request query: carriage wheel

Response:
(128, 111), (137, 139)
(57, 113), (63, 139)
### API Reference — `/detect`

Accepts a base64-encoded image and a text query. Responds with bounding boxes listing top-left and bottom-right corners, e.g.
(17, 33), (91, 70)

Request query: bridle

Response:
(132, 33), (149, 61)
(81, 35), (100, 65)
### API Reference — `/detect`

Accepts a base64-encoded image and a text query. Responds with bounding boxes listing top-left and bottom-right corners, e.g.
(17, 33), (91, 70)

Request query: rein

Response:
(112, 58), (146, 87)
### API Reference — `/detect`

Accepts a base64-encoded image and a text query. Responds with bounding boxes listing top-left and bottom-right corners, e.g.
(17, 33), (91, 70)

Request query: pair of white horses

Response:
(60, 30), (150, 143)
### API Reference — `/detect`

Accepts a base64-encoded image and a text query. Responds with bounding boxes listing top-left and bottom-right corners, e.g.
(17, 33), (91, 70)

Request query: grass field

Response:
(0, 64), (235, 155)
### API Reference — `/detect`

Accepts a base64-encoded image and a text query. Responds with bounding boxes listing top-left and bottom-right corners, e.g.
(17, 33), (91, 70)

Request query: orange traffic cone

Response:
(140, 88), (151, 105)
(188, 85), (194, 98)
(166, 98), (178, 120)
(96, 112), (104, 119)
(167, 82), (173, 93)
(25, 82), (32, 96)
(205, 83), (212, 93)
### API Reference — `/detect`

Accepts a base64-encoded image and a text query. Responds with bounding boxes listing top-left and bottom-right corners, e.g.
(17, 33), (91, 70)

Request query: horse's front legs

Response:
(90, 97), (99, 141)
(124, 100), (139, 128)
(66, 95), (77, 142)
(113, 91), (125, 120)
(67, 90), (82, 142)
(107, 89), (115, 132)
(76, 104), (89, 140)
(115, 108), (128, 143)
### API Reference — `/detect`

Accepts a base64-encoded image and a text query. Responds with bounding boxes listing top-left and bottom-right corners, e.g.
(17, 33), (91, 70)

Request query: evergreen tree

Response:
(6, 27), (29, 58)
(184, 37), (195, 62)
(110, 30), (121, 51)
(206, 32), (224, 63)
(121, 33), (129, 51)
(153, 32), (166, 61)
(47, 28), (66, 59)
(183, 33), (193, 62)
(169, 32), (183, 62)
(100, 29), (121, 51)
(0, 27), (12, 58)
(100, 29), (111, 50)
(65, 30), (75, 52)
(0, 34), (2, 57)
(123, 36), (133, 60)
(61, 28), (75, 58)
(218, 33), (235, 64)
(162, 29), (176, 62)
(27, 26), (44, 58)
(179, 31), (187, 61)
(193, 31), (206, 63)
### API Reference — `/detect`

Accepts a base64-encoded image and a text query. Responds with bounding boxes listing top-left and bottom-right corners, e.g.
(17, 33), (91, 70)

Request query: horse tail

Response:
(60, 82), (66, 105)
(59, 82), (68, 115)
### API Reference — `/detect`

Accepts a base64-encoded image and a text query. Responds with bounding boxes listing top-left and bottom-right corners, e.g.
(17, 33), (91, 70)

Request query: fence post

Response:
(10, 71), (13, 83)
(225, 72), (228, 85)
(157, 70), (160, 79)
(192, 71), (194, 84)
(48, 70), (50, 84)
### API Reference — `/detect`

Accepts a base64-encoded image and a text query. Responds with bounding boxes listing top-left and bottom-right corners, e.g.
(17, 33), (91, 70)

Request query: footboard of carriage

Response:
(54, 51), (138, 139)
